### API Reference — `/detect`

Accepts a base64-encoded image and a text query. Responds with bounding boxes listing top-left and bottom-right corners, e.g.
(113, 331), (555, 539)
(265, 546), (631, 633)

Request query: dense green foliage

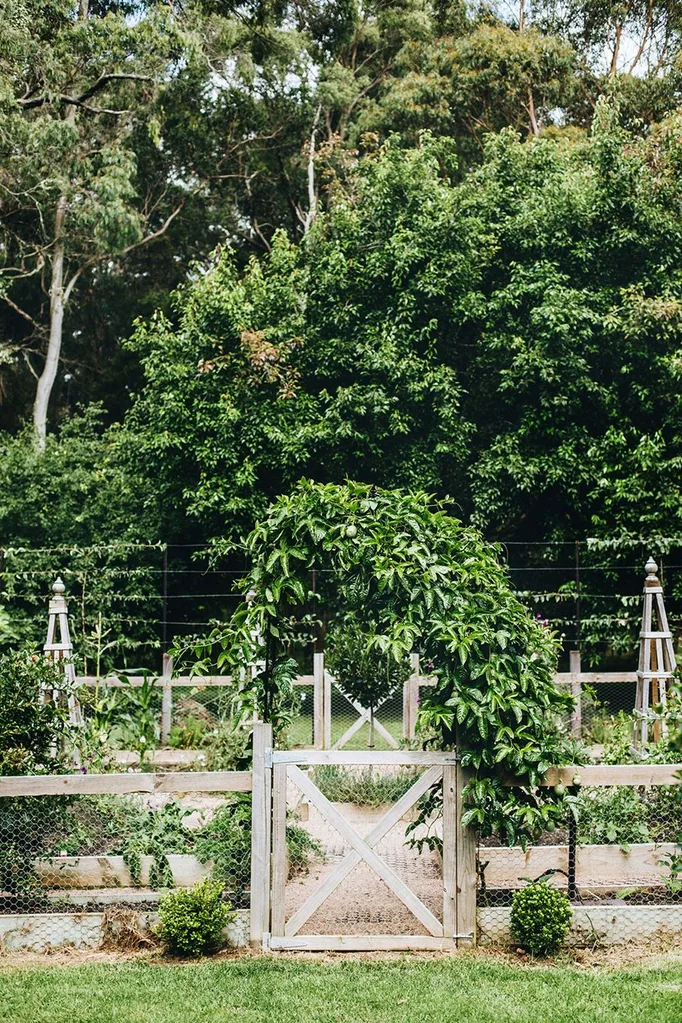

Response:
(157, 878), (233, 957)
(195, 479), (575, 843)
(576, 786), (650, 846)
(510, 880), (573, 957)
(0, 650), (73, 774)
(126, 106), (682, 548)
(7, 0), (682, 434)
(5, 2), (682, 665)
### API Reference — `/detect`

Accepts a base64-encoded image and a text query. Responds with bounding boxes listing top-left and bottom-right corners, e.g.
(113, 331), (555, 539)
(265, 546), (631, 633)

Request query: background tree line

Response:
(2, 0), (682, 663)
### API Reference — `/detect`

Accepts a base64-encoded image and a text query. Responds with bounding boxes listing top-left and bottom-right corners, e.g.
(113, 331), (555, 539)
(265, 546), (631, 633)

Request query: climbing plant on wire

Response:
(192, 479), (577, 845)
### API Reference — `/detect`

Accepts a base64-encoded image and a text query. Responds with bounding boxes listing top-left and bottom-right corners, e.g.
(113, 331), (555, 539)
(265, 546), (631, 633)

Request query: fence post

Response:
(454, 760), (476, 947)
(569, 649), (581, 738)
(250, 721), (273, 947)
(313, 651), (325, 749)
(442, 763), (457, 941)
(403, 653), (420, 740)
(160, 653), (173, 746)
(323, 662), (332, 750)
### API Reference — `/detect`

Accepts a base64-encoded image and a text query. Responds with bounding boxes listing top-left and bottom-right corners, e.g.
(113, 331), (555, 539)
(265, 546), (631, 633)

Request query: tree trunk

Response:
(528, 88), (540, 136)
(32, 0), (87, 450)
(33, 196), (67, 451)
(368, 704), (375, 749)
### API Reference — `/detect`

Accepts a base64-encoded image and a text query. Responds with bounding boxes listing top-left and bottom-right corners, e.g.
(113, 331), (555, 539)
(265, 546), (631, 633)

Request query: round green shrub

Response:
(510, 881), (572, 957)
(157, 878), (233, 957)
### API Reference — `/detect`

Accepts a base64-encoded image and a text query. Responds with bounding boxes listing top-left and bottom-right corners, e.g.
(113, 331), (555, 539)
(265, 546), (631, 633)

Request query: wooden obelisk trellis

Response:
(634, 557), (676, 746)
(43, 577), (82, 726)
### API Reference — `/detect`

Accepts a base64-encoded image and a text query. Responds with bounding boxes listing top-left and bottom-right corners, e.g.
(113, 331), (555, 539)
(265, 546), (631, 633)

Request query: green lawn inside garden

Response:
(2, 955), (682, 1023)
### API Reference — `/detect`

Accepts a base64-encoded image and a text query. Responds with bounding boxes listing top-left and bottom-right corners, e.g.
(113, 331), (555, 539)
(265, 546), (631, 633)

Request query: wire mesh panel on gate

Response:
(269, 759), (456, 947)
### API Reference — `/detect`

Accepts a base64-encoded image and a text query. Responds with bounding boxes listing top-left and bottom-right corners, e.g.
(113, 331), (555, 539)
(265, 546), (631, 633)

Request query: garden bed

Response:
(479, 842), (679, 893)
(0, 908), (250, 953)
(477, 905), (682, 946)
(32, 853), (211, 890)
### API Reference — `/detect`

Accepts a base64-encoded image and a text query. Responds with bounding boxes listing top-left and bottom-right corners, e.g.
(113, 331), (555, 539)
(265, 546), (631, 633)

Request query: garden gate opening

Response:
(255, 742), (476, 952)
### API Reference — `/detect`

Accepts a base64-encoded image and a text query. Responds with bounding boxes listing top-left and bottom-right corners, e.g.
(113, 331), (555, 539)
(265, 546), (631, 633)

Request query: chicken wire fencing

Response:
(477, 780), (682, 947)
(269, 762), (453, 945)
(0, 787), (251, 952)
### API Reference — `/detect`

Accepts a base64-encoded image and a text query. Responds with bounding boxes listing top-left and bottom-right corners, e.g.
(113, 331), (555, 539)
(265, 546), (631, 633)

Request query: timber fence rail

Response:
(2, 758), (682, 952)
(75, 648), (636, 752)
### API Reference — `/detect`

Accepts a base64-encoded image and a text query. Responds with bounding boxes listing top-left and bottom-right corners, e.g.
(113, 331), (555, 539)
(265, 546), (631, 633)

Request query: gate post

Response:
(313, 652), (327, 749)
(250, 721), (273, 947)
(455, 762), (477, 946)
(442, 761), (476, 947)
(403, 653), (420, 740)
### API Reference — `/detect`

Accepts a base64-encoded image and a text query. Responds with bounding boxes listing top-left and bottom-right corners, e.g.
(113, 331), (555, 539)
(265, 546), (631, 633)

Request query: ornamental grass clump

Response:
(510, 881), (572, 957)
(157, 878), (233, 957)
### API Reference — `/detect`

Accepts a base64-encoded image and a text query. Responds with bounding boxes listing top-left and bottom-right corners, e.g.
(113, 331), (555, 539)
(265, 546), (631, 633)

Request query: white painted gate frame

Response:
(250, 737), (477, 953)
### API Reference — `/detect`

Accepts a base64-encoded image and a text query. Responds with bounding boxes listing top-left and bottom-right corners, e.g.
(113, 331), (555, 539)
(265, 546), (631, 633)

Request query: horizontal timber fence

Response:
(2, 734), (682, 953)
(73, 648), (635, 758)
(0, 768), (253, 953)
(481, 762), (682, 948)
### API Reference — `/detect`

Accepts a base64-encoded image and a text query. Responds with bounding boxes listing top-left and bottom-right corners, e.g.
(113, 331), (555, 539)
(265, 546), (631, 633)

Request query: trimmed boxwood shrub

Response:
(157, 878), (233, 957)
(510, 881), (572, 957)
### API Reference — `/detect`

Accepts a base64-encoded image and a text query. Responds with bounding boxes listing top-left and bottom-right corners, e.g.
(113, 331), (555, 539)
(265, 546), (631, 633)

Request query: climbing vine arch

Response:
(196, 480), (574, 844)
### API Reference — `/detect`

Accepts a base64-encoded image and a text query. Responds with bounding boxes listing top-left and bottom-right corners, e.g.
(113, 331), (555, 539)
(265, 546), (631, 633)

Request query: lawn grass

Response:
(1, 955), (681, 1023)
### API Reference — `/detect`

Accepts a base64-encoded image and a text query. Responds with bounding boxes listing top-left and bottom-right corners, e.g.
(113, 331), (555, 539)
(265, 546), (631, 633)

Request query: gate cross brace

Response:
(332, 689), (399, 751)
(283, 764), (444, 938)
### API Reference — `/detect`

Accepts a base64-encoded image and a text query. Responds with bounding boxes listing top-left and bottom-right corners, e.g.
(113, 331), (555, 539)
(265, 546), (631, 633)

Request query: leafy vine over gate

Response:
(194, 479), (577, 845)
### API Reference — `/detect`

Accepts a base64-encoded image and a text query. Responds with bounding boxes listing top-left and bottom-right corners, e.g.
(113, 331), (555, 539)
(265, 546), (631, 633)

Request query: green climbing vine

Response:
(193, 479), (580, 845)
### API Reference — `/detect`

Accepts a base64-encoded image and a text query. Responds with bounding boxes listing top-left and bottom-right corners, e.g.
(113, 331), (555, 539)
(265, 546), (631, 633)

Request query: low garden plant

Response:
(0, 649), (73, 775)
(576, 787), (650, 848)
(312, 765), (417, 807)
(157, 878), (234, 957)
(510, 880), (573, 957)
(194, 793), (323, 894)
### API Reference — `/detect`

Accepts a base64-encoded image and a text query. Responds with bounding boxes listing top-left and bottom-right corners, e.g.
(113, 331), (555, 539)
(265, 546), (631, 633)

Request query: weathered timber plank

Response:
(75, 675), (234, 688)
(0, 771), (252, 797)
(270, 763), (288, 937)
(480, 843), (678, 889)
(270, 935), (458, 952)
(250, 723), (272, 946)
(539, 764), (682, 787)
(455, 762), (476, 947)
(272, 750), (459, 766)
(554, 672), (637, 685)
(441, 764), (457, 940)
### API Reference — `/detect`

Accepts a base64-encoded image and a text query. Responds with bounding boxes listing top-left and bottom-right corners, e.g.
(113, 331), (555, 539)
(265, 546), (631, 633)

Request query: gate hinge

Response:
(264, 748), (273, 769)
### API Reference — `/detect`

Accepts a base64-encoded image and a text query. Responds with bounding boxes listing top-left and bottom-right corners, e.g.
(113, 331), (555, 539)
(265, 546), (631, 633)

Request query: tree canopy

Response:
(4, 2), (682, 663)
(124, 103), (682, 550)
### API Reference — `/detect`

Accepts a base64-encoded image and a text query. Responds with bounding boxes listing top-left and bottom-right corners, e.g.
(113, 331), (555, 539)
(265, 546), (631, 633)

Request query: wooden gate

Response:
(260, 747), (476, 952)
